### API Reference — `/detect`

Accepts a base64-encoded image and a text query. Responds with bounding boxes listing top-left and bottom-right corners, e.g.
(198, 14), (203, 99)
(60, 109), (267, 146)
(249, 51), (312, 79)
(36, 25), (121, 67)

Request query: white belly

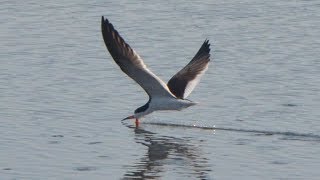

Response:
(149, 97), (196, 112)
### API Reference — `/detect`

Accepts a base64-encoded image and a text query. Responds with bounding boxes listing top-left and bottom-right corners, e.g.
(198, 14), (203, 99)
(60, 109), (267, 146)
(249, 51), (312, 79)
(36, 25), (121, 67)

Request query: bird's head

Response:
(122, 102), (150, 120)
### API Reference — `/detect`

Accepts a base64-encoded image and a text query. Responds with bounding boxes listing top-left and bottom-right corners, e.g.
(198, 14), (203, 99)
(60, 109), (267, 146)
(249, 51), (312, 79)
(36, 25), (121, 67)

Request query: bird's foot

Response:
(135, 119), (140, 127)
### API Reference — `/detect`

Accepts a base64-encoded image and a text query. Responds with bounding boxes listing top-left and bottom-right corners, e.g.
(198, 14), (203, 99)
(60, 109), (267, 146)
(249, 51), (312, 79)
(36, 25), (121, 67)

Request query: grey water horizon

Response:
(1, 0), (320, 179)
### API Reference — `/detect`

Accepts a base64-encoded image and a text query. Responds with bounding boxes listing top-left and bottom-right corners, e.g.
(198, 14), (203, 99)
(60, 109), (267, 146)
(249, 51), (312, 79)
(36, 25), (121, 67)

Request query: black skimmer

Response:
(101, 16), (211, 126)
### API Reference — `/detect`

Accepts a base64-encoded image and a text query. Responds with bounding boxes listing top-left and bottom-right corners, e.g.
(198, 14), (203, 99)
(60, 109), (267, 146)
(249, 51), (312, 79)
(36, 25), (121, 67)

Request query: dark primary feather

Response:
(101, 16), (173, 98)
(167, 40), (211, 99)
(101, 17), (143, 71)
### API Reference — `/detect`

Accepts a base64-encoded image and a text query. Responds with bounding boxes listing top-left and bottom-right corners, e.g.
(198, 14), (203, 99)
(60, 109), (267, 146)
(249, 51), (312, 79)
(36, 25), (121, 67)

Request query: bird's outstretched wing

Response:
(101, 16), (174, 98)
(167, 40), (211, 99)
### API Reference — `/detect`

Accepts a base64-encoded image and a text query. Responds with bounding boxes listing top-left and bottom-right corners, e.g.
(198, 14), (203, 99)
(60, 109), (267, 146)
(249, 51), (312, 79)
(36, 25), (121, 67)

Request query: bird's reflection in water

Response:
(122, 122), (212, 180)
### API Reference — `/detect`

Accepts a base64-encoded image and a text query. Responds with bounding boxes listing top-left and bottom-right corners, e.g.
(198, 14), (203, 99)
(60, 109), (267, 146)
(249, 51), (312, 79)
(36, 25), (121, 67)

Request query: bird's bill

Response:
(123, 115), (135, 120)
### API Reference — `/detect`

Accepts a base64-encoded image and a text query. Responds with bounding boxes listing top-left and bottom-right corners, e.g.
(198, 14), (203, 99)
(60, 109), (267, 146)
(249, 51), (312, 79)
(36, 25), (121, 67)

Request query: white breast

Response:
(149, 97), (196, 112)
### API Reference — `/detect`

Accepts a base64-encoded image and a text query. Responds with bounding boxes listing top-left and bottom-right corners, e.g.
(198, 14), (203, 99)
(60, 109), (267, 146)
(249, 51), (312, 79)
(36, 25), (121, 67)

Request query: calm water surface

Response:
(1, 0), (320, 179)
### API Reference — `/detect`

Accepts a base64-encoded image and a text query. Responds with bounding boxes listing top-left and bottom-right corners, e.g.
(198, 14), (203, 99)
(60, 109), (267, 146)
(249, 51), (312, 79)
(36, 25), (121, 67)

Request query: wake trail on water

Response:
(142, 122), (320, 141)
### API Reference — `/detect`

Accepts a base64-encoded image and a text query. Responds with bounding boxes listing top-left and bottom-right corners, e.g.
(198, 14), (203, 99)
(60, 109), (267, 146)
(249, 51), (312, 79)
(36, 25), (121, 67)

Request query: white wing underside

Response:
(128, 51), (174, 97)
(101, 17), (174, 98)
(183, 65), (208, 98)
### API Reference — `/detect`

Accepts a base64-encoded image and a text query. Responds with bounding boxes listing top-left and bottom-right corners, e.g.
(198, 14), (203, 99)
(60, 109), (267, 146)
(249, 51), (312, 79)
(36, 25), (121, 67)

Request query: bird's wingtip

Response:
(204, 39), (210, 45)
(101, 16), (110, 24)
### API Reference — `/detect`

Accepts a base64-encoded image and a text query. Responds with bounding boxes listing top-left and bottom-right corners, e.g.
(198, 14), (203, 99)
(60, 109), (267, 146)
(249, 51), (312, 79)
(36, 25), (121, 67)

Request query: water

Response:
(1, 0), (320, 179)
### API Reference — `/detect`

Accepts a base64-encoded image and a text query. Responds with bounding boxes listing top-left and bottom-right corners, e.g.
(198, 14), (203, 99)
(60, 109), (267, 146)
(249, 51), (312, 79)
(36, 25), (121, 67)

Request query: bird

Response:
(101, 16), (211, 126)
